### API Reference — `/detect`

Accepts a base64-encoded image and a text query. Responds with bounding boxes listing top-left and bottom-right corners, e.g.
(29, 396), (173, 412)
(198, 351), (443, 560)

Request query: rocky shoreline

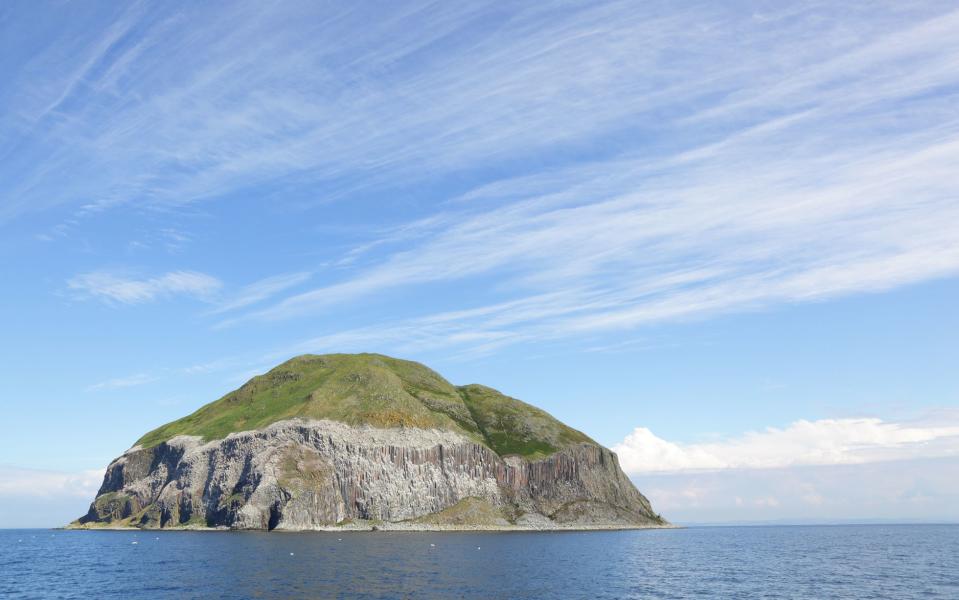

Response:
(66, 521), (678, 532)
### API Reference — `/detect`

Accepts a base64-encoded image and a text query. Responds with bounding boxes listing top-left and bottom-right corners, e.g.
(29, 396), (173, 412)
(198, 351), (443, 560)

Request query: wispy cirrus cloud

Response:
(7, 2), (958, 354)
(67, 270), (222, 305)
(224, 125), (959, 351)
(613, 415), (959, 474)
(195, 3), (959, 349)
(86, 372), (158, 392)
(4, 2), (955, 221)
(4, 0), (696, 220)
(207, 272), (311, 315)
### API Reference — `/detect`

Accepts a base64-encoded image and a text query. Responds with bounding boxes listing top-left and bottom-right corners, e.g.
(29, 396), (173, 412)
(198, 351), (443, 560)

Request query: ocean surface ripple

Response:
(1, 525), (957, 599)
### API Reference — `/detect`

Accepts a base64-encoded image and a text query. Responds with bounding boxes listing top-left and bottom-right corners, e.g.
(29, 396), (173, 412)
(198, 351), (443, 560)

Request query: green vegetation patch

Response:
(456, 384), (594, 460)
(136, 354), (477, 448)
(134, 353), (597, 460)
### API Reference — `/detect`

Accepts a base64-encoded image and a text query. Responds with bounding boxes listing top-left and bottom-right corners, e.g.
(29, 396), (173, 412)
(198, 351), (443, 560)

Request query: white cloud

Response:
(3, 0), (699, 219)
(207, 272), (311, 315)
(7, 2), (959, 359)
(212, 4), (959, 346)
(230, 121), (959, 350)
(67, 270), (222, 305)
(86, 373), (157, 392)
(613, 417), (959, 474)
(0, 466), (104, 499)
(4, 3), (957, 219)
(637, 457), (959, 523)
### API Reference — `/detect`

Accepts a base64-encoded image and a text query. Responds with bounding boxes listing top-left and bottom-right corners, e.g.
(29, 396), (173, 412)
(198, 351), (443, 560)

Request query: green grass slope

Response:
(135, 353), (594, 459)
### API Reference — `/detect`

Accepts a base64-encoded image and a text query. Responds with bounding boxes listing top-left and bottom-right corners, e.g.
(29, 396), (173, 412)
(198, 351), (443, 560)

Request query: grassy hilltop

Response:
(137, 353), (594, 459)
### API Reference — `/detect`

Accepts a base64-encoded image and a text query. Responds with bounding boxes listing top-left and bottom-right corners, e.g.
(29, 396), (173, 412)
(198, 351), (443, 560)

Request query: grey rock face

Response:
(78, 419), (663, 530)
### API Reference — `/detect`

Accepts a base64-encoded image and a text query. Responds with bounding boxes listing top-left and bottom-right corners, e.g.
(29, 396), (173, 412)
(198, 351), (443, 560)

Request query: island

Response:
(71, 353), (667, 531)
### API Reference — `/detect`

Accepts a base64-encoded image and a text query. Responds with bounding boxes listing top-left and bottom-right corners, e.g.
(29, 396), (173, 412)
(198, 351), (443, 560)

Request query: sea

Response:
(1, 525), (956, 599)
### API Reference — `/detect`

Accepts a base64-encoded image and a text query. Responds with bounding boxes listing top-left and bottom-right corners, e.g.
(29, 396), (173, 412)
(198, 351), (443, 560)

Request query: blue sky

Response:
(1, 1), (958, 527)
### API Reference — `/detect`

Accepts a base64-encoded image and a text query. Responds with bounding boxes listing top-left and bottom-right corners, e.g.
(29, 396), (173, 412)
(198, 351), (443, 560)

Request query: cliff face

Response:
(77, 419), (662, 530)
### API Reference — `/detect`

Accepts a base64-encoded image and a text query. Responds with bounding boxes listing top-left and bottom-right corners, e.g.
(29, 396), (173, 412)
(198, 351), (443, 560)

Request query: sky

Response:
(1, 0), (958, 528)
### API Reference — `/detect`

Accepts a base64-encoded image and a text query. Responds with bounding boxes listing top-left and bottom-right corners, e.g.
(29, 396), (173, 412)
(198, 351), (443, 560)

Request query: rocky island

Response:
(72, 353), (666, 531)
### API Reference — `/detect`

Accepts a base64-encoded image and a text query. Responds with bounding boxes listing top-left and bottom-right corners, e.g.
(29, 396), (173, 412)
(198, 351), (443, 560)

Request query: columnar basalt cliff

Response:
(73, 354), (666, 530)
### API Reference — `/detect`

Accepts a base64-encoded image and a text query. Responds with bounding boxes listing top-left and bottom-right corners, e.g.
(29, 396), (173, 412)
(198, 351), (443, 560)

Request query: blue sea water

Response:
(0, 525), (956, 599)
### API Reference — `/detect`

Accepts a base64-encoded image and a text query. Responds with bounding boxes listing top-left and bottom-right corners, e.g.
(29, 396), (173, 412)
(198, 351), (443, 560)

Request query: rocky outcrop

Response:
(76, 418), (664, 530)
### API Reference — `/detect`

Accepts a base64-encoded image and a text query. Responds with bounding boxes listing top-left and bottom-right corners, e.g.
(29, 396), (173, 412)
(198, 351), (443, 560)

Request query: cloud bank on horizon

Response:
(2, 1), (958, 524)
(614, 414), (959, 474)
